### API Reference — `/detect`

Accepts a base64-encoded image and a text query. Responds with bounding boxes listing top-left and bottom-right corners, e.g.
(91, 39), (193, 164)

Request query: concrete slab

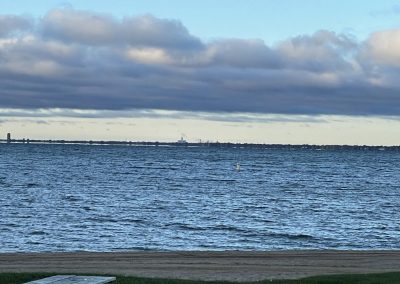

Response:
(25, 276), (75, 284)
(25, 275), (116, 284)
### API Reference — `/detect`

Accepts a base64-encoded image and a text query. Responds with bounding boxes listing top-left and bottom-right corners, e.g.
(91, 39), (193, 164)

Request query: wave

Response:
(29, 230), (48, 236)
(268, 232), (316, 241)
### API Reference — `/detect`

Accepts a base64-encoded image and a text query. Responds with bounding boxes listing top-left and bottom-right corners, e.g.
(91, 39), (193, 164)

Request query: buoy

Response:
(236, 163), (240, 171)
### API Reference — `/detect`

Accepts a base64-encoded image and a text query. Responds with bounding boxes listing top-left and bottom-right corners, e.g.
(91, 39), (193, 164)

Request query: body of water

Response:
(1, 143), (400, 252)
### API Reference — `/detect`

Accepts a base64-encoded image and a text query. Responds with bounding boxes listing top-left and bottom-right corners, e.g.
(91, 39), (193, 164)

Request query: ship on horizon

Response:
(177, 137), (188, 144)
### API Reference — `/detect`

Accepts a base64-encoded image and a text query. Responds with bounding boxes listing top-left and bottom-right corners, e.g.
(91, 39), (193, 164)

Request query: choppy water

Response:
(1, 143), (400, 252)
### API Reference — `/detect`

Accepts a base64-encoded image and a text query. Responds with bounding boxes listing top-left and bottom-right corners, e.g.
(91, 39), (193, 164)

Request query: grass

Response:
(1, 272), (400, 284)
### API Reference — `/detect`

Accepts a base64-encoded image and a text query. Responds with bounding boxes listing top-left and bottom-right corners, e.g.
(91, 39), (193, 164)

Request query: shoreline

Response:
(1, 250), (400, 281)
(2, 139), (399, 150)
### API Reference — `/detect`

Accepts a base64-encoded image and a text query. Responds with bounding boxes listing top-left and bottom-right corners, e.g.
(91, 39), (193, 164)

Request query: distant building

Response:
(6, 133), (11, 143)
(177, 137), (187, 144)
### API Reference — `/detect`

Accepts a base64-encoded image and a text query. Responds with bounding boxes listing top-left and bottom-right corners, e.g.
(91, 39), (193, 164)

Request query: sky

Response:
(1, 0), (400, 145)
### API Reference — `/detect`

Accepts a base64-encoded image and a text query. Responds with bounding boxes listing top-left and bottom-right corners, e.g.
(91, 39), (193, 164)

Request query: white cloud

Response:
(364, 29), (400, 66)
(126, 47), (173, 65)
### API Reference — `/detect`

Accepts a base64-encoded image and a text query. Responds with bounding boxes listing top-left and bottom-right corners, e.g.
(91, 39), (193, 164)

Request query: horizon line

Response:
(1, 138), (399, 149)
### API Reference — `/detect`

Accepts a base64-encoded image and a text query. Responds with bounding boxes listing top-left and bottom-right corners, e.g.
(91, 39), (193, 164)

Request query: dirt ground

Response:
(1, 251), (400, 281)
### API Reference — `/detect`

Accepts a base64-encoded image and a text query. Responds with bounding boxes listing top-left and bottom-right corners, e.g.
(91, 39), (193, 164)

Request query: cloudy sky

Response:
(1, 0), (400, 145)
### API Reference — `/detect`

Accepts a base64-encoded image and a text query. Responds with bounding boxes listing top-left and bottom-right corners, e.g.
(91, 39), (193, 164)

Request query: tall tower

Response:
(6, 133), (11, 143)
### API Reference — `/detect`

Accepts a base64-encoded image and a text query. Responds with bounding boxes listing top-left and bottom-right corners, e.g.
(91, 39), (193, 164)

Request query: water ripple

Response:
(1, 144), (400, 252)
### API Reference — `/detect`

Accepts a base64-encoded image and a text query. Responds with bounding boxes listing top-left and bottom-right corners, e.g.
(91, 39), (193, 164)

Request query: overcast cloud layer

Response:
(1, 8), (400, 116)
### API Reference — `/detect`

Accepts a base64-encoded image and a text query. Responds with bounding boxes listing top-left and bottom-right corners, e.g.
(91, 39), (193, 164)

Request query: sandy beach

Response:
(1, 251), (400, 281)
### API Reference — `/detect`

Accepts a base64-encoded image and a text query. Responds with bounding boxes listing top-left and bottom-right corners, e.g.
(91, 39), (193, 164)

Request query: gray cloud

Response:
(1, 8), (400, 117)
(204, 39), (281, 68)
(41, 8), (202, 50)
(0, 15), (32, 36)
(277, 30), (357, 72)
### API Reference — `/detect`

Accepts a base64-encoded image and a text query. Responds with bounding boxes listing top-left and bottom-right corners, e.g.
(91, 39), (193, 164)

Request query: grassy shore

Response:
(2, 272), (400, 284)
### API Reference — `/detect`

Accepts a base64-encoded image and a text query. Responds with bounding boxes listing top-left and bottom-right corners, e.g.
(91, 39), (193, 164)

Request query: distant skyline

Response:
(1, 1), (400, 145)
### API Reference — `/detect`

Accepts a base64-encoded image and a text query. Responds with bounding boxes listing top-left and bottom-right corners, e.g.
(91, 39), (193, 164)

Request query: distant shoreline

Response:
(0, 139), (399, 150)
(1, 250), (400, 281)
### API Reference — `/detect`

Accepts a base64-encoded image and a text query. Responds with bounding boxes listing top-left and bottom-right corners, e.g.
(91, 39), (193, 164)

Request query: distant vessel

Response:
(177, 137), (187, 144)
(236, 163), (240, 171)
